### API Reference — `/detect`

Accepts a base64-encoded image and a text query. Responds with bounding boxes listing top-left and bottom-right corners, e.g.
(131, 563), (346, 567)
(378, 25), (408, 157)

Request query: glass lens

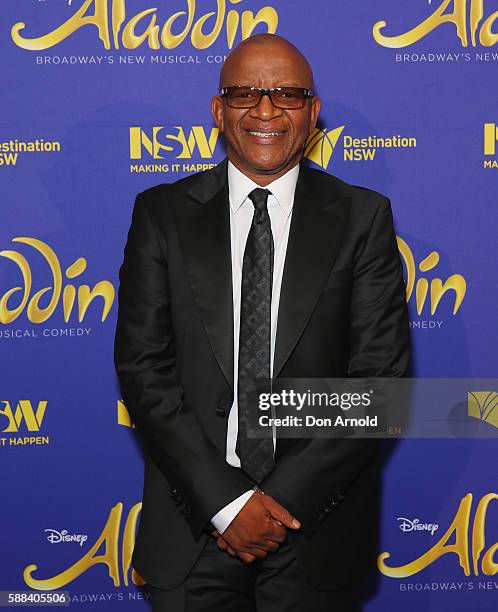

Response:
(226, 87), (262, 108)
(271, 88), (306, 108)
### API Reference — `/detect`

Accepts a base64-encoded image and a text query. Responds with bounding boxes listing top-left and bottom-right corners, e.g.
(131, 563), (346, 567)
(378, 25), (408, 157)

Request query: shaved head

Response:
(219, 33), (314, 91)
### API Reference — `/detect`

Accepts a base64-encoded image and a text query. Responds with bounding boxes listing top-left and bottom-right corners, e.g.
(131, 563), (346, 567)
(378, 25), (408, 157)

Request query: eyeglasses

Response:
(220, 86), (313, 109)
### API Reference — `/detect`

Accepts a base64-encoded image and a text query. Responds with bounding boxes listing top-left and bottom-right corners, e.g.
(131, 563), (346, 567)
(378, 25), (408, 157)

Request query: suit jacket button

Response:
(170, 488), (181, 501)
(216, 400), (231, 417)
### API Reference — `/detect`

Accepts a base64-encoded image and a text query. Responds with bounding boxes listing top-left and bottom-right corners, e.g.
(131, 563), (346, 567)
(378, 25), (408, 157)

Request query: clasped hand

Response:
(210, 490), (300, 564)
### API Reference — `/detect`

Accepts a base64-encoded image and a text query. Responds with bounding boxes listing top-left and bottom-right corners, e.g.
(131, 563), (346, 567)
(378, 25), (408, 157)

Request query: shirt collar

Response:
(227, 160), (299, 216)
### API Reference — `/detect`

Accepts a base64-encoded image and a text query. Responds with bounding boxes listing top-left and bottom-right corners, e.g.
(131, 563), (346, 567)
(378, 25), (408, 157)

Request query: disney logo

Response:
(397, 517), (439, 535)
(44, 529), (88, 546)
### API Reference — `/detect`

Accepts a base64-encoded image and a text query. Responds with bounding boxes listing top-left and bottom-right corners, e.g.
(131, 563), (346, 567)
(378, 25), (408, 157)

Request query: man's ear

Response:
(211, 96), (225, 133)
(309, 96), (321, 133)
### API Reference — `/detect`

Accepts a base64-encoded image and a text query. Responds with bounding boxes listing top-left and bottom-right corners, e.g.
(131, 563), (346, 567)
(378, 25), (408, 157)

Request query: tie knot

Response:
(248, 188), (270, 212)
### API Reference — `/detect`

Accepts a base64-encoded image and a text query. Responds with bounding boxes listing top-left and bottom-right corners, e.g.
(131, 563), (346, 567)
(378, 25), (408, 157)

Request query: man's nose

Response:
(249, 93), (283, 120)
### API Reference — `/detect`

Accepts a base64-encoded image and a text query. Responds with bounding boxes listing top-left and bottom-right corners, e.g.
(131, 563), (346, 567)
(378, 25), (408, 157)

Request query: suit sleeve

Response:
(261, 196), (411, 536)
(114, 192), (252, 539)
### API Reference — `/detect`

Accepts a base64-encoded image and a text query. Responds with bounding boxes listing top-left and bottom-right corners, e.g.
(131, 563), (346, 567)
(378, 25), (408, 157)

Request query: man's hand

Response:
(211, 490), (300, 563)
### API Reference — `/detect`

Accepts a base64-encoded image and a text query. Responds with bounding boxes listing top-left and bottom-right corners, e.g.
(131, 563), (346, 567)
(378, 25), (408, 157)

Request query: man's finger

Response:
(217, 538), (237, 557)
(241, 546), (267, 560)
(261, 494), (301, 529)
(216, 537), (229, 551)
(238, 552), (258, 564)
(213, 533), (238, 557)
(264, 519), (286, 542)
(264, 539), (279, 552)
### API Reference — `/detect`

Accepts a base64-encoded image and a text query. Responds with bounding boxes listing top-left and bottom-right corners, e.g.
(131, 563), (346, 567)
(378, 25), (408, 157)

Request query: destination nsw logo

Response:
(373, 0), (498, 63)
(304, 126), (417, 169)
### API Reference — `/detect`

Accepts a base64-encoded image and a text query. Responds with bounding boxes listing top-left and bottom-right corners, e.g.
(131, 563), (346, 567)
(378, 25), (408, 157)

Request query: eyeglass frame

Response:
(219, 85), (314, 109)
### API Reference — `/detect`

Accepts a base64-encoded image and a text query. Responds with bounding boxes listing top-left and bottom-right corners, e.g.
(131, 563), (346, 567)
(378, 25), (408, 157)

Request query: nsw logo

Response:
(0, 400), (47, 433)
(129, 126), (219, 161)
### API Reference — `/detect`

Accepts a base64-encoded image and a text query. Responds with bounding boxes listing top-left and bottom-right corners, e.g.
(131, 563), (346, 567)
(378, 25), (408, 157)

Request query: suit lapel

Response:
(176, 159), (235, 390)
(273, 163), (351, 379)
(176, 159), (350, 390)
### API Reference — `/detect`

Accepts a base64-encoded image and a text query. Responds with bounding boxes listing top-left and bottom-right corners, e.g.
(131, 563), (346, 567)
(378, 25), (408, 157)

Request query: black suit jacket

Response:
(113, 158), (411, 591)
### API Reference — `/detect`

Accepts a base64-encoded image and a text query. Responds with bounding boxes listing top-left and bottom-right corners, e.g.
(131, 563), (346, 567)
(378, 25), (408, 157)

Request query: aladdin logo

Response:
(24, 502), (144, 588)
(379, 492), (497, 577)
(117, 400), (136, 429)
(0, 238), (115, 324)
(397, 517), (439, 536)
(45, 529), (89, 548)
(468, 391), (498, 428)
(11, 0), (278, 51)
(0, 400), (47, 433)
(397, 237), (466, 317)
(373, 0), (498, 49)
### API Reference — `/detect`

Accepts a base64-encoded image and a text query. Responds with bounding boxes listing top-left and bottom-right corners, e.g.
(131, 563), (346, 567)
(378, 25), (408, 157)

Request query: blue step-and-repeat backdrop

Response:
(1, 1), (497, 610)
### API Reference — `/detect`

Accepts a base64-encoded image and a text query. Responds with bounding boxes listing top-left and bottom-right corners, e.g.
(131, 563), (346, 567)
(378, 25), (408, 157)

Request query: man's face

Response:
(211, 42), (320, 183)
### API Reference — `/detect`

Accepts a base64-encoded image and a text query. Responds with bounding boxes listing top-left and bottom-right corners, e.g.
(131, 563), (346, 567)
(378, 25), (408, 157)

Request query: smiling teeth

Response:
(249, 131), (282, 137)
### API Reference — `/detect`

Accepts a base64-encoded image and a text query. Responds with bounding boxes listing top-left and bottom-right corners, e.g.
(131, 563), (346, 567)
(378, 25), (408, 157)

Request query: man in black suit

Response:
(114, 33), (410, 611)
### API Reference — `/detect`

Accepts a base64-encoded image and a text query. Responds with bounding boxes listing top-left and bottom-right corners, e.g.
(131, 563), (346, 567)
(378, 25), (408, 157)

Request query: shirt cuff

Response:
(211, 489), (255, 534)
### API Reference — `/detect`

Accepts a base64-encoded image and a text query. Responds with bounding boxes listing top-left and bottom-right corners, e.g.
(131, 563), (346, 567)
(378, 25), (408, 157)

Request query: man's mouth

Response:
(246, 130), (285, 138)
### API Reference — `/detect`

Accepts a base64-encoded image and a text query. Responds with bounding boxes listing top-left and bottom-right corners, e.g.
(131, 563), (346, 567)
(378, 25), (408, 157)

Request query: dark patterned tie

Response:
(237, 188), (275, 483)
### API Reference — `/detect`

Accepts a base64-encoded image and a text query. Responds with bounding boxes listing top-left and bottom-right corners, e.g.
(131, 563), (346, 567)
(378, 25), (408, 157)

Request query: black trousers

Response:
(149, 537), (361, 612)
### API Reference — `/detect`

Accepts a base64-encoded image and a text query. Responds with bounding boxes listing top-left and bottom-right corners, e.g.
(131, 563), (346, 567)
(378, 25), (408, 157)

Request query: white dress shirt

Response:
(211, 160), (299, 533)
